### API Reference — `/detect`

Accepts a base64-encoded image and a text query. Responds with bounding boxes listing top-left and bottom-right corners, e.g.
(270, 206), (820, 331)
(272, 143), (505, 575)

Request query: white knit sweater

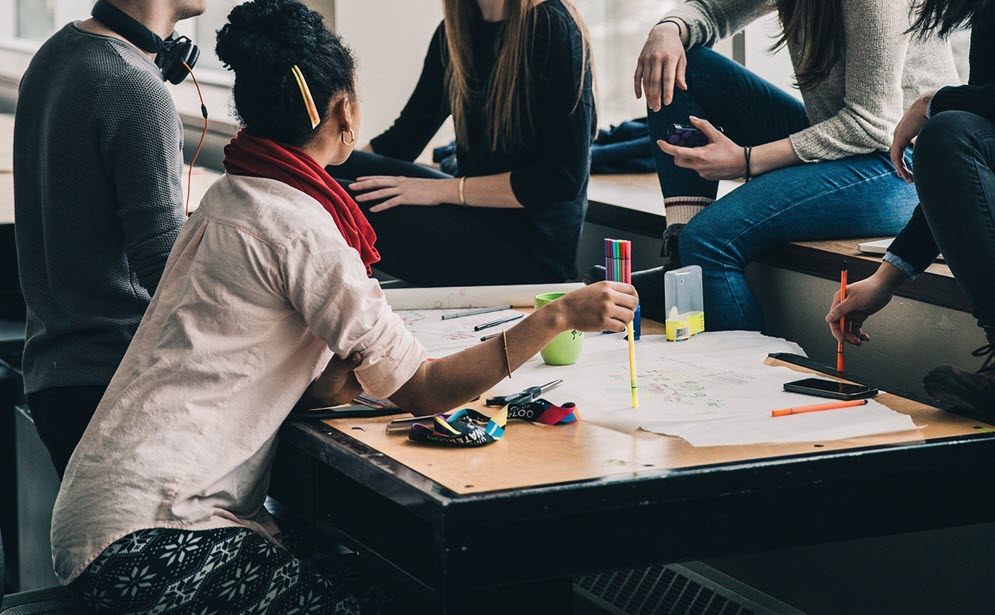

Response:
(666, 0), (959, 162)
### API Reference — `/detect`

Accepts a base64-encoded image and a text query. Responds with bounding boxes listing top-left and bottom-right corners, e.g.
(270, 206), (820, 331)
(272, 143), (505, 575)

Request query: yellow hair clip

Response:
(290, 64), (321, 130)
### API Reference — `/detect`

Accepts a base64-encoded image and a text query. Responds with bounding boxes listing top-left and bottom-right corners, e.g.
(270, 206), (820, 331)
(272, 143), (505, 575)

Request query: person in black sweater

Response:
(827, 0), (995, 413)
(331, 0), (596, 287)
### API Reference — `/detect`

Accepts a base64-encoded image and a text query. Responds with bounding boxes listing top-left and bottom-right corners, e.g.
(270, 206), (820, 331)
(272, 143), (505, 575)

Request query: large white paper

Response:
(398, 308), (526, 357)
(482, 331), (919, 447)
(385, 283), (583, 310)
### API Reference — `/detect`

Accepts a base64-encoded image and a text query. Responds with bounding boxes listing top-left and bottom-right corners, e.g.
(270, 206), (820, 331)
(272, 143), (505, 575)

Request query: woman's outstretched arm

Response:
(391, 281), (638, 415)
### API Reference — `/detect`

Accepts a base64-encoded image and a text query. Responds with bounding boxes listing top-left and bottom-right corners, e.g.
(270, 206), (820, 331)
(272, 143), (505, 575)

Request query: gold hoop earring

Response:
(341, 129), (356, 145)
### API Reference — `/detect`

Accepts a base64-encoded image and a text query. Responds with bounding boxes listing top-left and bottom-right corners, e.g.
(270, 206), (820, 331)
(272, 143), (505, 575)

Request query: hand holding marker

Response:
(605, 238), (639, 408)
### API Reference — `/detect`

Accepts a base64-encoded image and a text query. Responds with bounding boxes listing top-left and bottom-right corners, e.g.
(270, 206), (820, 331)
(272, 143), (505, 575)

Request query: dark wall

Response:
(0, 365), (21, 593)
(0, 225), (25, 321)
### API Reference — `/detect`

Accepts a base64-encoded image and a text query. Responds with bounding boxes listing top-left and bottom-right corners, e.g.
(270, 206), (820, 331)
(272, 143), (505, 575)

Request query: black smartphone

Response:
(663, 123), (723, 148)
(783, 378), (878, 401)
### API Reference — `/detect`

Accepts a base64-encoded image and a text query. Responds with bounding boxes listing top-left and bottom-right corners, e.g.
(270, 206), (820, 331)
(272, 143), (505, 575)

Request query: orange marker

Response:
(772, 398), (868, 417)
(837, 260), (848, 373)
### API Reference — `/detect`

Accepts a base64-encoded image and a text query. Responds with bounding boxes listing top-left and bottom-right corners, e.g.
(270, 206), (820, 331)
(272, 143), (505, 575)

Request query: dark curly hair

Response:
(216, 0), (356, 146)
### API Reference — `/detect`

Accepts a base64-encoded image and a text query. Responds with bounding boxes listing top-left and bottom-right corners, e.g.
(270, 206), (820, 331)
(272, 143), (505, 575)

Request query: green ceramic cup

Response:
(534, 292), (584, 366)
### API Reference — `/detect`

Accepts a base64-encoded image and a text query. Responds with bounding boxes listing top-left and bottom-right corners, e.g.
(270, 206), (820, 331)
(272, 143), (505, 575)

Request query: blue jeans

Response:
(648, 47), (919, 331)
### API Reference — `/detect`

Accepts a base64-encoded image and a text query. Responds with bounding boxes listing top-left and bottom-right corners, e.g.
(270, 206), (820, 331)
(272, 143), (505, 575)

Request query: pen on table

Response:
(473, 313), (524, 332)
(837, 260), (847, 373)
(480, 332), (501, 342)
(771, 398), (868, 417)
(442, 305), (513, 321)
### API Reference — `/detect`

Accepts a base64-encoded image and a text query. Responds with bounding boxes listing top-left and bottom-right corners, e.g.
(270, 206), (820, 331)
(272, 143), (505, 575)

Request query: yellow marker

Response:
(627, 321), (639, 408)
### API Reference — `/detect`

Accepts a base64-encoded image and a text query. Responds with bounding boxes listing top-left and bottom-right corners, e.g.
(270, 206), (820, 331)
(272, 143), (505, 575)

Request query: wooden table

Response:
(271, 351), (995, 614)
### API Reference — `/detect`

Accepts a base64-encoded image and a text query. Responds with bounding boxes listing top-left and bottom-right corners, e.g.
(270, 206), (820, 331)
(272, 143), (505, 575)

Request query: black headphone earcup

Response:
(157, 39), (200, 85)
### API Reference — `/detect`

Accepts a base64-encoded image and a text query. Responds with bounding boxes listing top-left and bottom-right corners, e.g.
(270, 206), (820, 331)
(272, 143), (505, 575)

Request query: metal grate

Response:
(575, 562), (807, 615)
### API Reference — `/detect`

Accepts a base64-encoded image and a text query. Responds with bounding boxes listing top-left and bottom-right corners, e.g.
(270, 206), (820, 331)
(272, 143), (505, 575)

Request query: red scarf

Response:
(223, 130), (380, 275)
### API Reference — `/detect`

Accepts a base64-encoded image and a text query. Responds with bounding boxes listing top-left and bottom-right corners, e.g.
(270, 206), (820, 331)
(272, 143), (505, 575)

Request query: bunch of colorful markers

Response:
(604, 238), (639, 408)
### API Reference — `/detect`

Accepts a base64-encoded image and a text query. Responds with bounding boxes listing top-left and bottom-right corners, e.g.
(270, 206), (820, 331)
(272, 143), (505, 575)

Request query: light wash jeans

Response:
(648, 46), (920, 331)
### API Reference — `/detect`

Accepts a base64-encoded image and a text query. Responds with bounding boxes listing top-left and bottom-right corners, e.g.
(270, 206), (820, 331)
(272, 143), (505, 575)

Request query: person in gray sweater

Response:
(625, 0), (958, 331)
(13, 0), (204, 478)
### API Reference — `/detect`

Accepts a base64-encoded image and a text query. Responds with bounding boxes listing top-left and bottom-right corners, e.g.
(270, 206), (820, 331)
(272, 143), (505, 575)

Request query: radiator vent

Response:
(575, 562), (806, 615)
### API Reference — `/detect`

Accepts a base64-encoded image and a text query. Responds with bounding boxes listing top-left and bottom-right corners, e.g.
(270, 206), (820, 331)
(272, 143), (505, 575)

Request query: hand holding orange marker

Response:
(771, 398), (868, 417)
(837, 260), (848, 373)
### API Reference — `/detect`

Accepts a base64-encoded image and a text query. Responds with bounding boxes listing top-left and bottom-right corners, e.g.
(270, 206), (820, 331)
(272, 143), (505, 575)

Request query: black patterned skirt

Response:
(70, 527), (374, 614)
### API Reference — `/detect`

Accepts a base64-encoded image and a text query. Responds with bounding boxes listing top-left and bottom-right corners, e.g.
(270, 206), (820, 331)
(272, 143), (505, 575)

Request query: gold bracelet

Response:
(502, 330), (513, 378)
(458, 176), (467, 206)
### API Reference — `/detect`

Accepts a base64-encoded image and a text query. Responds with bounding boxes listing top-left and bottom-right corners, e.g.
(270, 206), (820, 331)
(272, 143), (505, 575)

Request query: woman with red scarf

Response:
(49, 1), (637, 613)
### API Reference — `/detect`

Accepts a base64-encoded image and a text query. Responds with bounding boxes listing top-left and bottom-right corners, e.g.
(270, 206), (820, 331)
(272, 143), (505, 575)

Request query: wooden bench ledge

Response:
(586, 173), (966, 313)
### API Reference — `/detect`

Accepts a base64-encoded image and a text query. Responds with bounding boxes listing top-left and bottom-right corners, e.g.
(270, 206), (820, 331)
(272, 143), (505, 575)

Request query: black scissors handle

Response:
(485, 380), (562, 407)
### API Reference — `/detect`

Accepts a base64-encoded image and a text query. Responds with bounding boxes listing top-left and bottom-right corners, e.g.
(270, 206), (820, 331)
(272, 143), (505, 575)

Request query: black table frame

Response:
(270, 355), (995, 613)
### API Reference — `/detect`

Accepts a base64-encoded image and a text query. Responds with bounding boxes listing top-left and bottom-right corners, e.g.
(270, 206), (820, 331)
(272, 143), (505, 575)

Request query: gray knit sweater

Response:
(14, 24), (185, 394)
(666, 0), (959, 162)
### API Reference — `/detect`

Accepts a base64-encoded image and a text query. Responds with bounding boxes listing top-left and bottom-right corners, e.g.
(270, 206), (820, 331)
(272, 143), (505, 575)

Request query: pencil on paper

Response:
(442, 305), (512, 320)
(771, 399), (868, 417)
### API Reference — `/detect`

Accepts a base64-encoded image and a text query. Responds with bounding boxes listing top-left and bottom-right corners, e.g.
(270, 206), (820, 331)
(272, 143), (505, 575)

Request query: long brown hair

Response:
(772, 0), (845, 90)
(443, 0), (593, 152)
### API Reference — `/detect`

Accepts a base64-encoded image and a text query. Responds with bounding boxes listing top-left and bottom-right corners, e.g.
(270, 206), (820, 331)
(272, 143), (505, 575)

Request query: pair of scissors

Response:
(485, 379), (563, 407)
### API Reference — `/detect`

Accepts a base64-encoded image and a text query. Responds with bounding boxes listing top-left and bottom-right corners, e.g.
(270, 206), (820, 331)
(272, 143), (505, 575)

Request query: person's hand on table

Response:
(553, 281), (639, 333)
(349, 176), (457, 212)
(890, 89), (937, 183)
(304, 352), (364, 407)
(635, 20), (687, 111)
(825, 264), (906, 346)
(656, 116), (745, 181)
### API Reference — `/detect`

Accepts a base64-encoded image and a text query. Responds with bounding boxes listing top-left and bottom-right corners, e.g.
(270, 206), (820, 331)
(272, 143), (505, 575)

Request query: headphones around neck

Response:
(91, 0), (200, 85)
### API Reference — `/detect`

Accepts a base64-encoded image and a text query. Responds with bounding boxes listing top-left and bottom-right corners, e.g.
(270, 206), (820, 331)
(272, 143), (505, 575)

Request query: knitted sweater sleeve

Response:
(786, 1), (911, 162)
(664, 0), (772, 49)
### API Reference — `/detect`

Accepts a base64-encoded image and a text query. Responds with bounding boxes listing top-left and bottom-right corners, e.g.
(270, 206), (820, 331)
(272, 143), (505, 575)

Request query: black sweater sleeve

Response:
(369, 23), (450, 162)
(509, 10), (595, 208)
(884, 205), (940, 277)
(930, 83), (995, 124)
(930, 4), (995, 123)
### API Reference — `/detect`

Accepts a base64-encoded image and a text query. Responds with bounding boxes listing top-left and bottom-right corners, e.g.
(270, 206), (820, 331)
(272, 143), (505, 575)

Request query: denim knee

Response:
(679, 213), (729, 268)
(914, 111), (990, 175)
(683, 45), (733, 74)
(915, 111), (994, 215)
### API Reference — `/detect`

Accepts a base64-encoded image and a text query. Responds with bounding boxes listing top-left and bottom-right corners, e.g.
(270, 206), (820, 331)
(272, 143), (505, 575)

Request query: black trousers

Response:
(915, 111), (995, 329)
(330, 151), (562, 287)
(26, 384), (106, 479)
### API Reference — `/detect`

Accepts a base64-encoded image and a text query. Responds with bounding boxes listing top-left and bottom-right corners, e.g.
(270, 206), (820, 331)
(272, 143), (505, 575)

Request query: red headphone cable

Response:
(183, 60), (208, 217)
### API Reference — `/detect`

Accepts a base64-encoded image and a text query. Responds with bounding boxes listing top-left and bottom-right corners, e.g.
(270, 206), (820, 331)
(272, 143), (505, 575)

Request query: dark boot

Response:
(582, 225), (685, 322)
(922, 327), (995, 414)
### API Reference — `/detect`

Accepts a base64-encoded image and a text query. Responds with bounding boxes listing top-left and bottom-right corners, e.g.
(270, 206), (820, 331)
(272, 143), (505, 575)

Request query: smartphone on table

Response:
(783, 378), (878, 401)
